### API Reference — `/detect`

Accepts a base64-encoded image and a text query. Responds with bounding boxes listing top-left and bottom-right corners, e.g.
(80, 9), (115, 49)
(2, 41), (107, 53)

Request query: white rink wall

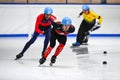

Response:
(0, 4), (120, 35)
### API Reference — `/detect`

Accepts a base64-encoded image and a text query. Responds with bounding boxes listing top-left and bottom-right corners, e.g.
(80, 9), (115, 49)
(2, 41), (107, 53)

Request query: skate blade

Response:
(15, 58), (20, 60)
(39, 64), (41, 67)
(49, 63), (53, 66)
(70, 45), (80, 48)
(15, 58), (17, 60)
(38, 64), (43, 67)
(81, 43), (88, 45)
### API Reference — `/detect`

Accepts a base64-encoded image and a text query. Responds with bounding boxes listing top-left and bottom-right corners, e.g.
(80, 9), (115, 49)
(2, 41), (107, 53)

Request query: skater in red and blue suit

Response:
(15, 7), (56, 60)
(39, 17), (75, 66)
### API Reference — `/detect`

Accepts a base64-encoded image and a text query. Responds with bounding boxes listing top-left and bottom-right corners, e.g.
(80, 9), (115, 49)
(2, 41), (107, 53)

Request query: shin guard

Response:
(43, 46), (53, 58)
(54, 43), (65, 57)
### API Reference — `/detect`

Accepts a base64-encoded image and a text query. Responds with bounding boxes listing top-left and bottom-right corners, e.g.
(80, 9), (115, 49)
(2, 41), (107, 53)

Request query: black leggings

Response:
(76, 20), (95, 44)
(49, 29), (67, 48)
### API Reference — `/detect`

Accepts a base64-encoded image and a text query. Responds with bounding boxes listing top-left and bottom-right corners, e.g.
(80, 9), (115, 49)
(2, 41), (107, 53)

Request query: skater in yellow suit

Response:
(72, 5), (103, 46)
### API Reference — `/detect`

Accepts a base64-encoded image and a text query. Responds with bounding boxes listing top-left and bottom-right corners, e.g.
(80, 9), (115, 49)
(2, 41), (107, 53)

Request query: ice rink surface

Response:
(0, 37), (120, 80)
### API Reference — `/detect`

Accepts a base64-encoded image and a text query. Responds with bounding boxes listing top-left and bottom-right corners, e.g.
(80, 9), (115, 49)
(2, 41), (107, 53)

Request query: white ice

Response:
(0, 37), (120, 80)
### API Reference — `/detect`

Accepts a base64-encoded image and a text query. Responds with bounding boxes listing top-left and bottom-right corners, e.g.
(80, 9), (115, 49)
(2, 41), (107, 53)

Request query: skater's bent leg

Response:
(54, 35), (66, 56)
(43, 39), (56, 59)
(42, 29), (56, 58)
(54, 43), (65, 57)
(82, 32), (89, 43)
(76, 20), (86, 44)
(43, 46), (53, 58)
(76, 28), (86, 44)
(50, 43), (65, 64)
(20, 32), (39, 55)
(39, 44), (54, 65)
(42, 31), (50, 55)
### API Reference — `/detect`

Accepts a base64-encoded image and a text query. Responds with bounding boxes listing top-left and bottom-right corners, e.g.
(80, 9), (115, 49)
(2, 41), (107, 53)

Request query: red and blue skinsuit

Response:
(20, 14), (56, 56)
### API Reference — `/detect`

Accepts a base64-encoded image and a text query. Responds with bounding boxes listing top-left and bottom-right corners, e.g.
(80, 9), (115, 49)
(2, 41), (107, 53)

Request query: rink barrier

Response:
(0, 5), (120, 35)
(0, 34), (28, 37)
(0, 34), (120, 37)
(68, 34), (120, 37)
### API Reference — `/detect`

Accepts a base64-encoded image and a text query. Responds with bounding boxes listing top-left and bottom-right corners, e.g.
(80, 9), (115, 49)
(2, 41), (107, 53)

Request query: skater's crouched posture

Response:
(72, 5), (103, 46)
(39, 17), (75, 66)
(15, 7), (56, 60)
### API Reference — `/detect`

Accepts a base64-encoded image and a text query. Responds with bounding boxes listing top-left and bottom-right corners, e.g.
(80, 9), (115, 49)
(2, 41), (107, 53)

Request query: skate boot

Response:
(72, 42), (80, 47)
(41, 52), (44, 57)
(39, 57), (46, 65)
(82, 38), (88, 45)
(50, 55), (56, 66)
(15, 53), (23, 60)
(82, 32), (89, 45)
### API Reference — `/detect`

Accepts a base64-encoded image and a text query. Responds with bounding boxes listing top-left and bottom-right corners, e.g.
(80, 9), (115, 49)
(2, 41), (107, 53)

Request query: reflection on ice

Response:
(0, 37), (120, 80)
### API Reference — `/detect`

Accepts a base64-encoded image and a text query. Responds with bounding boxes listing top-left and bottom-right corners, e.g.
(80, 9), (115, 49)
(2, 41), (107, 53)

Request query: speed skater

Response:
(39, 17), (75, 66)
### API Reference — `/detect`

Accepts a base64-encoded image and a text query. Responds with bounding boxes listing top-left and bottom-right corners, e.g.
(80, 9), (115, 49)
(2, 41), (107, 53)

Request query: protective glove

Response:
(90, 22), (101, 32)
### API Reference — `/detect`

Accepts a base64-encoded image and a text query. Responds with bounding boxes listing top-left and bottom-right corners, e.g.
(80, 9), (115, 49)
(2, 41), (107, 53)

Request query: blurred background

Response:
(0, 0), (120, 37)
(0, 0), (119, 4)
(0, 1), (120, 80)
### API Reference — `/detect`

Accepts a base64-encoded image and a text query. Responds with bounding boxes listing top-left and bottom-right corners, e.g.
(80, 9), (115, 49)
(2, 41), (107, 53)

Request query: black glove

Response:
(92, 25), (101, 31)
